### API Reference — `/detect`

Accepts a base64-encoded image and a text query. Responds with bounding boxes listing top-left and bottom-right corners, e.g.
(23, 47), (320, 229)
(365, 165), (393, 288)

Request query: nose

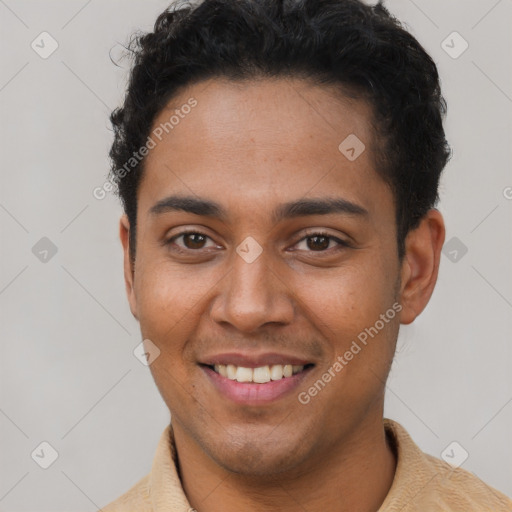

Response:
(209, 247), (295, 333)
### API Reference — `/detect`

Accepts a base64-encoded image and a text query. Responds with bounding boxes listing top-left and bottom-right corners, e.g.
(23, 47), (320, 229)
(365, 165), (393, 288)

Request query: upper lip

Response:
(200, 352), (314, 368)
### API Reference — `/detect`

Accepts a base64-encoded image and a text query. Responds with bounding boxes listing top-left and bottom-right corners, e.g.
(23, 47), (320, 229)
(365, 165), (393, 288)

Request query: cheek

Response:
(133, 260), (219, 392)
(291, 258), (398, 387)
(294, 259), (395, 333)
(134, 260), (208, 336)
(135, 263), (204, 408)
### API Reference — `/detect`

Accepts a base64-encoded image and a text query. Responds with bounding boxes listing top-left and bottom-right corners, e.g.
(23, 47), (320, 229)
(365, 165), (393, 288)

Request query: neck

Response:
(173, 413), (397, 512)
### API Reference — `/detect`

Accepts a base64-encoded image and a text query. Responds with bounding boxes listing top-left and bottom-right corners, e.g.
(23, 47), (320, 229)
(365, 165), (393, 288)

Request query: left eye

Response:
(295, 233), (347, 252)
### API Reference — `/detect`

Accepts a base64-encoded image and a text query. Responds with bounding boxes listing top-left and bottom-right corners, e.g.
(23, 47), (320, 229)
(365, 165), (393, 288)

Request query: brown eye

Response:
(294, 232), (349, 253)
(167, 231), (218, 252)
(182, 233), (207, 249)
(306, 235), (330, 251)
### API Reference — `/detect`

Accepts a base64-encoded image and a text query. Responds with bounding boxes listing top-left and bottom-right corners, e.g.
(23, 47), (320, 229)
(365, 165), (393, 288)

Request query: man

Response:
(103, 0), (512, 510)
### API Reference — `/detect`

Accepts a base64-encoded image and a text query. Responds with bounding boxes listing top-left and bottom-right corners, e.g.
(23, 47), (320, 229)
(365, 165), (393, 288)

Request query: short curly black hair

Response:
(109, 0), (451, 263)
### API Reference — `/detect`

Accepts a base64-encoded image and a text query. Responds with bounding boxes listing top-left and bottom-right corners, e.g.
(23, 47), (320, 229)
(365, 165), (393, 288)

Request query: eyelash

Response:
(166, 229), (350, 254)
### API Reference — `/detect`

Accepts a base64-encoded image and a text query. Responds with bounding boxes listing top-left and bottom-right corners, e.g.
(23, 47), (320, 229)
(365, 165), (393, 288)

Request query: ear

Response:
(119, 214), (138, 320)
(398, 208), (445, 325)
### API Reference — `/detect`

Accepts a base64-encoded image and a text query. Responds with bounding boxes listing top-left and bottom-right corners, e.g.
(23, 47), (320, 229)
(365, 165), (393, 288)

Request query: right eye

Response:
(166, 230), (221, 252)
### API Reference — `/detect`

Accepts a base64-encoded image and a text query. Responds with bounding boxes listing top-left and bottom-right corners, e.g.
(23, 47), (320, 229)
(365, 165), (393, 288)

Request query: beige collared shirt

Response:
(102, 418), (512, 511)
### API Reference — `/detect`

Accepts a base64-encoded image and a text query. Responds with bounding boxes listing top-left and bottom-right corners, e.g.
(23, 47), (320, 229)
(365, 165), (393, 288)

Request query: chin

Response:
(216, 449), (303, 477)
(205, 431), (309, 477)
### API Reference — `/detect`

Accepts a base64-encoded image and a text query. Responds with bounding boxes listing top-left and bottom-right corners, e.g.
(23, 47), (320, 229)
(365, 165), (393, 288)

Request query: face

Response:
(120, 77), (437, 476)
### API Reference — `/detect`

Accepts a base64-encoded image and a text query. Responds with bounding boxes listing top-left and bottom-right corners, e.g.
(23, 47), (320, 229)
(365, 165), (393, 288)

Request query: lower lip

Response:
(201, 365), (313, 405)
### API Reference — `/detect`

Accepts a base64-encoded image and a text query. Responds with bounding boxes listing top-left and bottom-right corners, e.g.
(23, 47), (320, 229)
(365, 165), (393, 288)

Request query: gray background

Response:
(1, 0), (511, 510)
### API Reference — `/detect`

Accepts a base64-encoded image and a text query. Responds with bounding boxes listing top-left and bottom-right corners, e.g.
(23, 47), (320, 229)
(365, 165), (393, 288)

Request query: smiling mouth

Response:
(204, 363), (315, 384)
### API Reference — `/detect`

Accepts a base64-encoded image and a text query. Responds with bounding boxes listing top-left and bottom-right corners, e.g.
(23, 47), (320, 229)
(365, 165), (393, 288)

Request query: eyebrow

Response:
(149, 195), (369, 223)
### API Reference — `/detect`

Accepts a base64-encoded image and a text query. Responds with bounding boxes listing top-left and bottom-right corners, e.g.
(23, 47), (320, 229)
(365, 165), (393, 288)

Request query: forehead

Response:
(139, 77), (391, 222)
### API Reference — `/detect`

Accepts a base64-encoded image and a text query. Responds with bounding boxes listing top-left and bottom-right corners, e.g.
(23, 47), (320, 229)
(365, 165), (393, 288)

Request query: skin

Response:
(119, 77), (445, 512)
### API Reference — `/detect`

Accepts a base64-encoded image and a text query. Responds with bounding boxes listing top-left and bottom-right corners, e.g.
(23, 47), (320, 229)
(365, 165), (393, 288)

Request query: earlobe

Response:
(398, 209), (445, 325)
(119, 214), (139, 320)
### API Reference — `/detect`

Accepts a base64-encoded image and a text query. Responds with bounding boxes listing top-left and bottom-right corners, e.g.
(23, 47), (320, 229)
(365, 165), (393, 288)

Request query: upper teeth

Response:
(213, 364), (304, 383)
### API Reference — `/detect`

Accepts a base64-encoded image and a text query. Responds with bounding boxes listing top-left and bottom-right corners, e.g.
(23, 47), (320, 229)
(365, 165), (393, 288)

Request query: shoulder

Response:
(100, 423), (193, 511)
(420, 452), (512, 511)
(101, 473), (152, 512)
(381, 418), (512, 511)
